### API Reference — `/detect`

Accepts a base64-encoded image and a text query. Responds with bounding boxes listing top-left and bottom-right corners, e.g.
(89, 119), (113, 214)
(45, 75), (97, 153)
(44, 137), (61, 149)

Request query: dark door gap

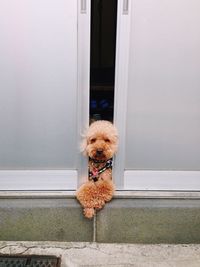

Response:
(90, 0), (118, 123)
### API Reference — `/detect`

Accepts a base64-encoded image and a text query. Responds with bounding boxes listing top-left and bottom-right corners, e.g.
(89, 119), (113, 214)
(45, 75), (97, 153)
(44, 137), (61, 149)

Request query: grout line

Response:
(93, 210), (97, 242)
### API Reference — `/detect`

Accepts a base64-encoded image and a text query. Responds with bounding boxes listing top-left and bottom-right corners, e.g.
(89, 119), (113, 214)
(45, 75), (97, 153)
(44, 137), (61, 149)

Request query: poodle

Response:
(76, 120), (118, 218)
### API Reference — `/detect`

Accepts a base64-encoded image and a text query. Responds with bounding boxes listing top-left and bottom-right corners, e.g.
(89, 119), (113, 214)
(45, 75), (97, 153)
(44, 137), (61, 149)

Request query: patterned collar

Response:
(89, 158), (113, 182)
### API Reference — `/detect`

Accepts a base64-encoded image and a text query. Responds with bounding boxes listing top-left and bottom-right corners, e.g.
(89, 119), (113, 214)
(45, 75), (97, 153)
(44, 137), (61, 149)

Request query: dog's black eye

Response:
(105, 138), (110, 143)
(90, 138), (96, 143)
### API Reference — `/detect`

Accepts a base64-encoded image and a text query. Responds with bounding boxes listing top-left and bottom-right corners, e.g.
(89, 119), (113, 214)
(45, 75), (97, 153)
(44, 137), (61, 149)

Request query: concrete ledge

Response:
(96, 199), (200, 243)
(0, 196), (200, 243)
(0, 198), (93, 242)
(0, 241), (200, 267)
(1, 190), (200, 199)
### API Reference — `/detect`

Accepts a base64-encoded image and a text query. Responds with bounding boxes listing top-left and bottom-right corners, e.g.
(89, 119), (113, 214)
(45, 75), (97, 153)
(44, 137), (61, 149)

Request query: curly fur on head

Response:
(76, 120), (118, 219)
(81, 120), (118, 161)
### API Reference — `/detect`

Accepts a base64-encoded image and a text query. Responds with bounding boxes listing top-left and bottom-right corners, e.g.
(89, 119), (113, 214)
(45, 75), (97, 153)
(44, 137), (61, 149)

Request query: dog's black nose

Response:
(96, 149), (103, 156)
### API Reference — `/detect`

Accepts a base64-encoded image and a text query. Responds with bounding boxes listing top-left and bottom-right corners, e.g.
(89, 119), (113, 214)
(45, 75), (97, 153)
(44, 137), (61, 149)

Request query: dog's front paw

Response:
(97, 180), (115, 202)
(84, 207), (95, 218)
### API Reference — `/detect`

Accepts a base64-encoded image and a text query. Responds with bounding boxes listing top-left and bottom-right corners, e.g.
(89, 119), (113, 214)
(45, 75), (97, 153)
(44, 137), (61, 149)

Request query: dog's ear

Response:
(80, 134), (87, 155)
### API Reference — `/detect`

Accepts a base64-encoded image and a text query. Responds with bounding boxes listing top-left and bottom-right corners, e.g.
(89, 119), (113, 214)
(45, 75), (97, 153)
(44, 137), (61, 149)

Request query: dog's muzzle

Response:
(96, 148), (103, 157)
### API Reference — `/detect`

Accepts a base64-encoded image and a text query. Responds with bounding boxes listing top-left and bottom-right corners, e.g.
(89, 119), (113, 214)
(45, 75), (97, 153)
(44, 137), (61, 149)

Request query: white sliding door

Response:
(0, 0), (90, 190)
(114, 0), (200, 190)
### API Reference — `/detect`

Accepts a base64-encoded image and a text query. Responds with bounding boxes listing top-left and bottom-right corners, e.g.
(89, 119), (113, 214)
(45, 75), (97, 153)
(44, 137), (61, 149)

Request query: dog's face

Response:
(81, 120), (118, 161)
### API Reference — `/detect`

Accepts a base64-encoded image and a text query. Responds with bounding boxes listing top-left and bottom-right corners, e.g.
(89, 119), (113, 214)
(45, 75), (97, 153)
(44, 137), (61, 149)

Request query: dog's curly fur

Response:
(76, 120), (118, 218)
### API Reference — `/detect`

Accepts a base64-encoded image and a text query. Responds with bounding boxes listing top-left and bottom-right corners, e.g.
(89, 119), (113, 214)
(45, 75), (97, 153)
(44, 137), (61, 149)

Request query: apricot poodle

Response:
(76, 120), (118, 218)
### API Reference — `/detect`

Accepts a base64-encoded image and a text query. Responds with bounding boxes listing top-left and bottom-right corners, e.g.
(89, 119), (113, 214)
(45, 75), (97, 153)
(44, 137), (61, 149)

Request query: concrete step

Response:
(0, 197), (200, 243)
(0, 242), (200, 267)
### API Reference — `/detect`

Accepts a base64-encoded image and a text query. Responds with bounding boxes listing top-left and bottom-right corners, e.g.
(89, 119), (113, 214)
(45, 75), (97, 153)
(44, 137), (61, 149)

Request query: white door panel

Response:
(114, 0), (200, 190)
(0, 0), (90, 189)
